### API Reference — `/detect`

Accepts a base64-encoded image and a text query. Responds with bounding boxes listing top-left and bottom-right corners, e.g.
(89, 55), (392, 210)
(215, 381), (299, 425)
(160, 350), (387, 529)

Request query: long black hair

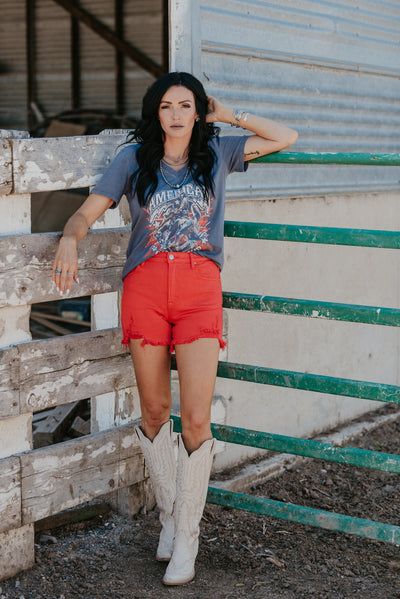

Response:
(126, 72), (220, 206)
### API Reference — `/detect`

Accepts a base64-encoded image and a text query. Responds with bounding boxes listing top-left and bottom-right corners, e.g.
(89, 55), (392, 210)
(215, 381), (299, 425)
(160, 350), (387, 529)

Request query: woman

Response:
(52, 72), (298, 585)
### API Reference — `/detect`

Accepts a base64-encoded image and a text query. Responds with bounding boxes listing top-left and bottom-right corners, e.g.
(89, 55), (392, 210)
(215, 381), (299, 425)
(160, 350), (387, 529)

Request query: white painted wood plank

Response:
(18, 328), (134, 414)
(0, 228), (128, 308)
(0, 328), (135, 418)
(0, 414), (32, 460)
(21, 424), (144, 524)
(0, 347), (19, 418)
(90, 151), (141, 439)
(0, 457), (21, 534)
(0, 168), (34, 578)
(11, 134), (126, 194)
(0, 525), (34, 581)
(0, 140), (12, 196)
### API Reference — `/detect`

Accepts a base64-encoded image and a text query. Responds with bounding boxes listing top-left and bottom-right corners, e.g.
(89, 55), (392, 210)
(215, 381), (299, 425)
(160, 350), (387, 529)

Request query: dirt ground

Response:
(2, 410), (400, 599)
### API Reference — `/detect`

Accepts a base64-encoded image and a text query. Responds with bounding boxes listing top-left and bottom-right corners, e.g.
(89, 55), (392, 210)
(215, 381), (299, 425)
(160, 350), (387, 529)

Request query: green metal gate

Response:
(173, 151), (400, 545)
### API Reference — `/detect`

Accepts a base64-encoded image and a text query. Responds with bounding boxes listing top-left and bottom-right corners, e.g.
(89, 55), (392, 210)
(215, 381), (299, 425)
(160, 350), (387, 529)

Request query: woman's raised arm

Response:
(206, 95), (298, 161)
(52, 193), (114, 294)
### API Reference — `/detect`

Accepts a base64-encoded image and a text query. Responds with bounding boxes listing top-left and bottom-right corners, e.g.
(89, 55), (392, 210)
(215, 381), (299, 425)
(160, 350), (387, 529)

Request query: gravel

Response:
(2, 409), (400, 599)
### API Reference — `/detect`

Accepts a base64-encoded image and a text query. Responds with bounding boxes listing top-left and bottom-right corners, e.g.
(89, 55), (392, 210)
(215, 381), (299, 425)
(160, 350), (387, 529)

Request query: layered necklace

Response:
(160, 154), (190, 189)
(162, 153), (188, 167)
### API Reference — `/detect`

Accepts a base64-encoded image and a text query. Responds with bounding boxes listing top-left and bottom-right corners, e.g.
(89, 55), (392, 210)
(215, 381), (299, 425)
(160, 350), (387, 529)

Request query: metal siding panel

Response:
(200, 0), (400, 195)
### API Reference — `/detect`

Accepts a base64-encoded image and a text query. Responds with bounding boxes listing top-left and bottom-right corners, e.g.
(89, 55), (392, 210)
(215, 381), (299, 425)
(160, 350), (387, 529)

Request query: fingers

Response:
(52, 237), (79, 295)
(52, 263), (78, 295)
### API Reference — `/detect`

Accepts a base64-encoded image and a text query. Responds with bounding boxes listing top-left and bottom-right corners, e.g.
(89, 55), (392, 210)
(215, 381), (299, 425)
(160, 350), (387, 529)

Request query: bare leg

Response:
(163, 338), (218, 585)
(128, 339), (172, 438)
(129, 339), (176, 561)
(174, 338), (220, 453)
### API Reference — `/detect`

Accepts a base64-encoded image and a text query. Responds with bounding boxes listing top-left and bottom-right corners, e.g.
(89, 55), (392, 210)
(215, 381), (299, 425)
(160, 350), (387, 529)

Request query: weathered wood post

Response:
(90, 131), (154, 515)
(0, 130), (35, 579)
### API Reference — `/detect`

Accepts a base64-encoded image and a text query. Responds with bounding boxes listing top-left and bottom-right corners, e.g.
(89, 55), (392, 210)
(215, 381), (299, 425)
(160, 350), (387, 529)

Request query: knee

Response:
(141, 396), (171, 430)
(182, 413), (211, 448)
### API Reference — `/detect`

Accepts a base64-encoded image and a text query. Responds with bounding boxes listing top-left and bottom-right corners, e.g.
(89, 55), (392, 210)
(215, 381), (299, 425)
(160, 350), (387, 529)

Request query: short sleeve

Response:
(91, 145), (137, 209)
(216, 135), (249, 174)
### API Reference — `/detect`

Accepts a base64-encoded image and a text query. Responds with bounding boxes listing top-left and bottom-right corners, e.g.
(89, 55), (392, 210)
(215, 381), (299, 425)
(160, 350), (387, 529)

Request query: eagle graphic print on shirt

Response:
(90, 135), (248, 278)
(143, 183), (213, 255)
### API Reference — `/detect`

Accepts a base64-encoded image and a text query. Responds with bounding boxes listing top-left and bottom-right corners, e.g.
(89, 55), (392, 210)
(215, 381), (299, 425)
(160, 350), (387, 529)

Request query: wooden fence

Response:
(0, 130), (150, 581)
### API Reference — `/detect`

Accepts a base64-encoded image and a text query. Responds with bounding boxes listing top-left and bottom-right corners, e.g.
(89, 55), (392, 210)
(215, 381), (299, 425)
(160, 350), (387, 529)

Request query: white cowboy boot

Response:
(163, 435), (215, 585)
(135, 420), (176, 561)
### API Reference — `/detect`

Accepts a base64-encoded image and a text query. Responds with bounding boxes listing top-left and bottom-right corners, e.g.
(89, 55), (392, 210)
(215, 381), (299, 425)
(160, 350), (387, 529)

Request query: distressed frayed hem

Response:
(121, 333), (170, 350)
(172, 330), (226, 353)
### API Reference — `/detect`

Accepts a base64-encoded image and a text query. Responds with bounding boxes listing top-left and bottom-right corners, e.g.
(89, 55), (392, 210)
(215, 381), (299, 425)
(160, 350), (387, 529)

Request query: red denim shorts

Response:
(121, 252), (226, 353)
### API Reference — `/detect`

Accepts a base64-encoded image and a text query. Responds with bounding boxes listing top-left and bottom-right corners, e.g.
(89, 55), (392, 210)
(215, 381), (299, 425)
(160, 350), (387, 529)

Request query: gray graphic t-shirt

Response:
(91, 135), (248, 279)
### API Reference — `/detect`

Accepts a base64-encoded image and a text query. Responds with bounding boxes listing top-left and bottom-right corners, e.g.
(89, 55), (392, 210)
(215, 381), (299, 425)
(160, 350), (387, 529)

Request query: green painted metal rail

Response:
(171, 417), (400, 474)
(195, 152), (400, 543)
(206, 488), (400, 545)
(171, 357), (400, 403)
(215, 361), (400, 404)
(222, 291), (400, 327)
(251, 151), (400, 166)
(224, 221), (400, 248)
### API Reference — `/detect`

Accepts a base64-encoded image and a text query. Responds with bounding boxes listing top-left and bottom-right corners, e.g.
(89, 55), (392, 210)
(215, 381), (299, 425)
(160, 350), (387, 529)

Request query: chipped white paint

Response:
(23, 455), (65, 474)
(0, 131), (34, 580)
(0, 525), (34, 580)
(91, 141), (138, 435)
(26, 374), (75, 408)
(0, 131), (149, 578)
(0, 139), (12, 196)
(10, 134), (126, 195)
(0, 305), (31, 347)
(0, 457), (21, 534)
(91, 441), (117, 459)
(0, 414), (31, 460)
(20, 425), (144, 526)
(90, 132), (143, 518)
(121, 433), (137, 450)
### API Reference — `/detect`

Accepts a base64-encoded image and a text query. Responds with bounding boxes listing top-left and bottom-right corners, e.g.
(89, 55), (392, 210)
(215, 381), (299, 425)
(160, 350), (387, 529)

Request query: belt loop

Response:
(190, 253), (196, 269)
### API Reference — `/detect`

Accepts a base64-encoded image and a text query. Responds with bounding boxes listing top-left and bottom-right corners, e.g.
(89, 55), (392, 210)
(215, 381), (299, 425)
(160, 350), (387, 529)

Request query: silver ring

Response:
(67, 272), (74, 276)
(55, 269), (62, 274)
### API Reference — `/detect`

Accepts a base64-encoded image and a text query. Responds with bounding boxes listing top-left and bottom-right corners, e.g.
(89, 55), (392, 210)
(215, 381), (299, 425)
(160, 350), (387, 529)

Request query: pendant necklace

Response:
(159, 160), (190, 189)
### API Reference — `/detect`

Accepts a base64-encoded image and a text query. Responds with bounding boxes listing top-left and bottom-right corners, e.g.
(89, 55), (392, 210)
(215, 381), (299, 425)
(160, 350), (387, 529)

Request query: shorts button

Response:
(169, 254), (174, 260)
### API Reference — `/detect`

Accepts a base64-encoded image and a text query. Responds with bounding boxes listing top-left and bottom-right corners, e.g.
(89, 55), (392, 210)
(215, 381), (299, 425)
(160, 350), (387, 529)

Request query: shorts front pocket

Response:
(193, 257), (220, 281)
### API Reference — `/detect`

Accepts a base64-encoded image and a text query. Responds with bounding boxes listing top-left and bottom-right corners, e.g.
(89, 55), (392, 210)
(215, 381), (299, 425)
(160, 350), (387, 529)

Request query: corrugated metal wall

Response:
(0, 0), (163, 131)
(200, 0), (400, 196)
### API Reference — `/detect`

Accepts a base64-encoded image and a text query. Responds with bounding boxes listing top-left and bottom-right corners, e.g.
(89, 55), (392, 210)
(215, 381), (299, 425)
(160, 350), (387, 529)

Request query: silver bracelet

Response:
(231, 109), (249, 128)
